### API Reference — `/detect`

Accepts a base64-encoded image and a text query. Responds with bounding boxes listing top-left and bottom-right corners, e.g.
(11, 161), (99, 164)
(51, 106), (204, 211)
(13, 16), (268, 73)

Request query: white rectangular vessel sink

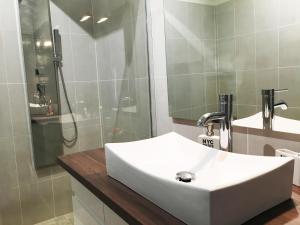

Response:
(233, 112), (300, 134)
(105, 132), (294, 225)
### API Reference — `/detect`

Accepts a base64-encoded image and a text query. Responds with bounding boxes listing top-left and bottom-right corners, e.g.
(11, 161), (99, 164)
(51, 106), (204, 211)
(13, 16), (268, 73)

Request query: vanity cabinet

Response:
(71, 178), (128, 225)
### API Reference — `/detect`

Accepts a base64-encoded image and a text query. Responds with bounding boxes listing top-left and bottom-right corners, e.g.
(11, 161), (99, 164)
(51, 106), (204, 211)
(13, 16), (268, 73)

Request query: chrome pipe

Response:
(262, 89), (288, 130)
(197, 94), (233, 152)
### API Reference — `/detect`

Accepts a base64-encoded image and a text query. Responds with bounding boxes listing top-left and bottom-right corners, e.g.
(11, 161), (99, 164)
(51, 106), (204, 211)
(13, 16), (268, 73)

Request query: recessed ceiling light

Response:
(97, 17), (108, 24)
(43, 41), (52, 47)
(80, 15), (91, 22)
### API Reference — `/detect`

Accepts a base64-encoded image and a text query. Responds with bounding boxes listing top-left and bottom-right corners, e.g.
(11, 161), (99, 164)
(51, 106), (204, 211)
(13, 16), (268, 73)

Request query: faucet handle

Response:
(274, 89), (288, 93)
(262, 89), (288, 96)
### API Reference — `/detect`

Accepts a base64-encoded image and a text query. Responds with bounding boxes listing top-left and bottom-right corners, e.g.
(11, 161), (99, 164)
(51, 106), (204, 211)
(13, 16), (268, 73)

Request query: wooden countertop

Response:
(58, 149), (300, 225)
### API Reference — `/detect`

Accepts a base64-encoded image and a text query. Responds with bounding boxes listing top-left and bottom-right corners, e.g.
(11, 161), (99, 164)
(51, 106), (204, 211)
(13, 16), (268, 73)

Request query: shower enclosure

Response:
(17, 0), (152, 224)
(20, 0), (63, 168)
(19, 0), (152, 168)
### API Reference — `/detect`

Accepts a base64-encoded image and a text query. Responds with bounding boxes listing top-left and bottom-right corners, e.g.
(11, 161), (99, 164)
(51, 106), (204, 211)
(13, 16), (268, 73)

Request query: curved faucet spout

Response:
(262, 89), (288, 129)
(274, 100), (288, 110)
(197, 112), (226, 127)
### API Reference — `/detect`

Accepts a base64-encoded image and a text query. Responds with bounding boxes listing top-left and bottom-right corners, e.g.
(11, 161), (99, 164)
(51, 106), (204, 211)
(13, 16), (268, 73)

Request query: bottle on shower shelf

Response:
(47, 98), (54, 116)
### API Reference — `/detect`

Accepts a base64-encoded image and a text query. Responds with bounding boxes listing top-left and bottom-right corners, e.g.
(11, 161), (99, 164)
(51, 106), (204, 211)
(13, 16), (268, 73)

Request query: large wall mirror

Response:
(164, 0), (300, 132)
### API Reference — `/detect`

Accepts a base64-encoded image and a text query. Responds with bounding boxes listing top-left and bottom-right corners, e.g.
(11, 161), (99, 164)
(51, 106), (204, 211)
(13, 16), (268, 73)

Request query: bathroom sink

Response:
(105, 132), (294, 225)
(233, 112), (300, 134)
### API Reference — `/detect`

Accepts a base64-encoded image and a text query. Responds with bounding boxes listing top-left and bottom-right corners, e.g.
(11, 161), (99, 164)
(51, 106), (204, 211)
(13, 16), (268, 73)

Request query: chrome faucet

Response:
(197, 94), (233, 152)
(262, 89), (288, 130)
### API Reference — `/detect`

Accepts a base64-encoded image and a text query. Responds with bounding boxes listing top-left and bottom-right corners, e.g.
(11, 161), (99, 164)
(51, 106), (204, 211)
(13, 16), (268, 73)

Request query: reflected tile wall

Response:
(165, 0), (300, 121)
(164, 0), (217, 120)
(93, 0), (152, 143)
(215, 0), (300, 120)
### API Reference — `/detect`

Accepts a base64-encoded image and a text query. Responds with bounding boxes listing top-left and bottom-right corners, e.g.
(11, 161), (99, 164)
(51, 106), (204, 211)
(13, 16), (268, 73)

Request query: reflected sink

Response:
(105, 132), (294, 225)
(29, 103), (49, 115)
(233, 112), (300, 134)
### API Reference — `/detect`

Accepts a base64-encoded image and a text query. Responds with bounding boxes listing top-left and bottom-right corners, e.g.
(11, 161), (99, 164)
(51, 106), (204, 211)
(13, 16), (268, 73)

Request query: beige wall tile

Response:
(237, 105), (257, 119)
(256, 31), (278, 70)
(235, 35), (255, 71)
(248, 133), (300, 156)
(235, 0), (255, 35)
(2, 30), (24, 83)
(14, 135), (51, 186)
(0, 137), (18, 191)
(216, 1), (234, 39)
(0, 186), (22, 225)
(0, 84), (13, 138)
(187, 39), (203, 74)
(254, 0), (279, 31)
(217, 38), (235, 72)
(279, 0), (300, 26)
(205, 73), (218, 106)
(20, 180), (55, 225)
(236, 70), (256, 105)
(232, 131), (248, 154)
(8, 84), (30, 136)
(279, 67), (300, 108)
(279, 24), (300, 67)
(53, 175), (73, 217)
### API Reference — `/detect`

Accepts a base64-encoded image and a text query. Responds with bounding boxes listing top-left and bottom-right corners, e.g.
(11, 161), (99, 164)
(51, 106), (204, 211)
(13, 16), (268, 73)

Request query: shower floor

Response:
(34, 213), (74, 225)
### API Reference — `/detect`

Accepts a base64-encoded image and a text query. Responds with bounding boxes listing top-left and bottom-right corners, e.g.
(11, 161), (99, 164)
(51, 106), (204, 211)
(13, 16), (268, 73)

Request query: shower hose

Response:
(57, 63), (78, 148)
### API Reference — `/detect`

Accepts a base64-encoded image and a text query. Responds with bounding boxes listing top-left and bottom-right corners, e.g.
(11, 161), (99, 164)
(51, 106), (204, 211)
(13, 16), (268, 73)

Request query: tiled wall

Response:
(0, 0), (152, 225)
(0, 0), (73, 224)
(232, 129), (300, 155)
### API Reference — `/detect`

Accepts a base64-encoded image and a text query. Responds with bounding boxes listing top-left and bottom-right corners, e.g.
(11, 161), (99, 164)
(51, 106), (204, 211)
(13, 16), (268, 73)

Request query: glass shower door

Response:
(20, 0), (63, 168)
(19, 0), (152, 167)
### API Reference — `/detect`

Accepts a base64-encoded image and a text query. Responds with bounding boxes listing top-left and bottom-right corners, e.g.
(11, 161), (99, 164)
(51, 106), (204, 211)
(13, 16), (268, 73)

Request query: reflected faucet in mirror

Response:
(197, 94), (233, 152)
(262, 89), (288, 130)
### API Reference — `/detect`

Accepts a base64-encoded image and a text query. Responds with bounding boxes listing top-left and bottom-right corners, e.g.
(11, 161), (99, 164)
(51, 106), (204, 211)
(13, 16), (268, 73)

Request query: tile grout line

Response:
(277, 0), (281, 91)
(3, 4), (27, 220)
(6, 83), (24, 225)
(253, 0), (257, 113)
(233, 0), (238, 118)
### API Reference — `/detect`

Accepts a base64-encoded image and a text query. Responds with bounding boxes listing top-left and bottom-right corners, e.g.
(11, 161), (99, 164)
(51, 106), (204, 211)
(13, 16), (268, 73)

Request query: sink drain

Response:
(176, 171), (195, 183)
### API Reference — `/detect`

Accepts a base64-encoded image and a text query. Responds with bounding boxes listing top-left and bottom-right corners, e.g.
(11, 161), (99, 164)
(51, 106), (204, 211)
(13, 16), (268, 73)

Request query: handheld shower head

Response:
(53, 29), (63, 62)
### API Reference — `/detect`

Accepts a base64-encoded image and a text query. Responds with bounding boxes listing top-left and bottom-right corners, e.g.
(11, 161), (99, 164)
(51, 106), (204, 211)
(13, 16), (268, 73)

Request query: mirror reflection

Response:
(164, 0), (300, 133)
